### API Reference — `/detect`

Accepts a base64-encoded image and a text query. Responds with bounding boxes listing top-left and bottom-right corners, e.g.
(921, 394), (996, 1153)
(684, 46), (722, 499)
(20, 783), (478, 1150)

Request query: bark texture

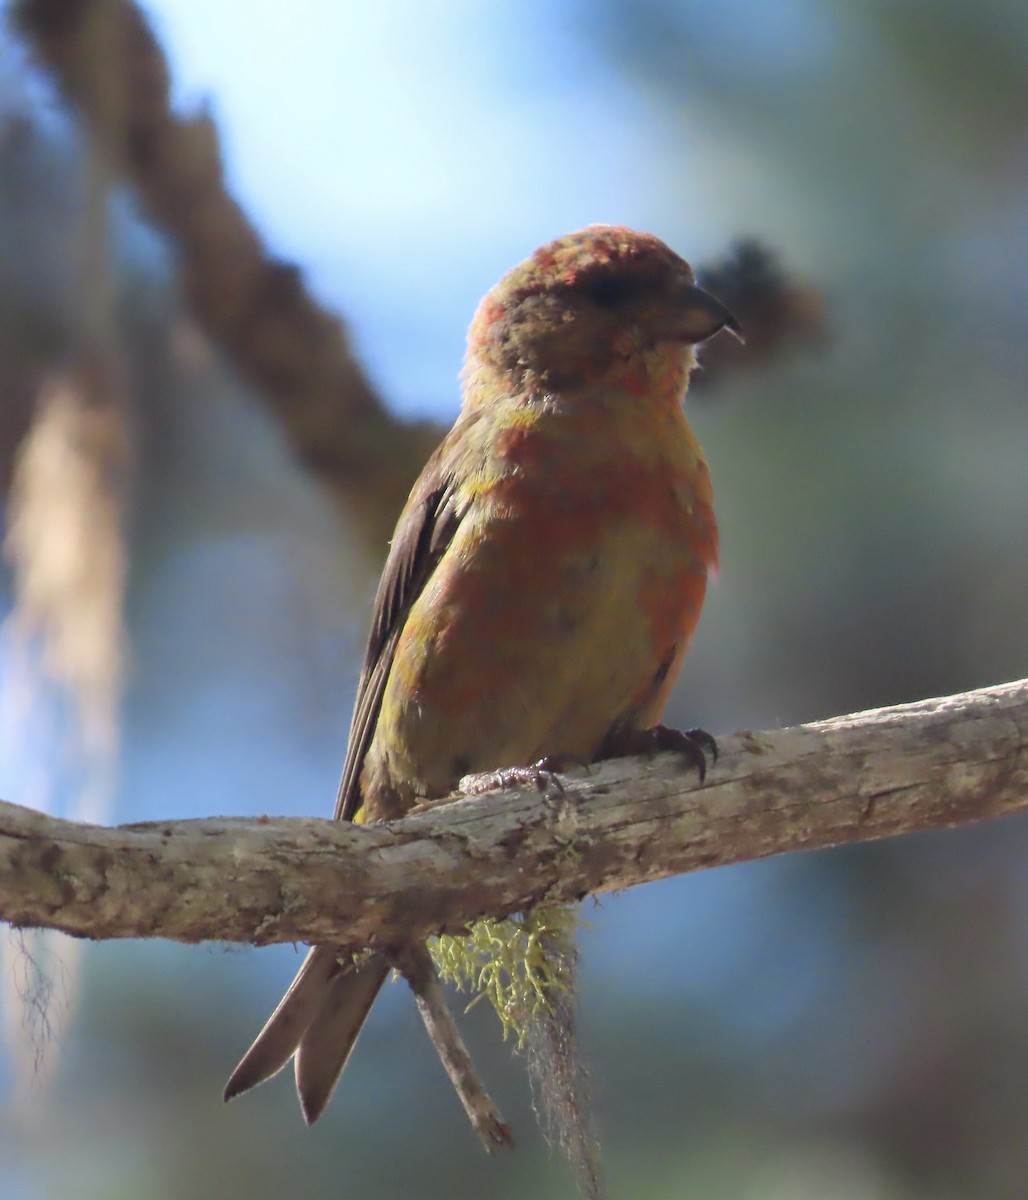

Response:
(1, 680), (1024, 949)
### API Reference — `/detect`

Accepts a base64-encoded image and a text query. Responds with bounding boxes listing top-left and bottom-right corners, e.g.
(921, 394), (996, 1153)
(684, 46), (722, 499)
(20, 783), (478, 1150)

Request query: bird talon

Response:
(460, 756), (572, 797)
(684, 727), (718, 764)
(598, 723), (717, 782)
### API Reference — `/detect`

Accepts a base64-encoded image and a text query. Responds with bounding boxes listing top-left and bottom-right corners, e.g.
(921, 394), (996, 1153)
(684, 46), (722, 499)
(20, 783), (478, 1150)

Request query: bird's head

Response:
(465, 226), (741, 400)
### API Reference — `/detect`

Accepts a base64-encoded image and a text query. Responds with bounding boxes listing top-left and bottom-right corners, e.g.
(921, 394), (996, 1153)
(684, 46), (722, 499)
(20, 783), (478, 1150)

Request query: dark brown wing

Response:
(333, 439), (468, 822)
(225, 431), (471, 1115)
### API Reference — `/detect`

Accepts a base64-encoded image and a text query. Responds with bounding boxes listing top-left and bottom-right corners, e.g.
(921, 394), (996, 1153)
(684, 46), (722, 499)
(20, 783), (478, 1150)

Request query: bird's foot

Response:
(597, 724), (717, 783)
(406, 795), (450, 817)
(460, 754), (580, 797)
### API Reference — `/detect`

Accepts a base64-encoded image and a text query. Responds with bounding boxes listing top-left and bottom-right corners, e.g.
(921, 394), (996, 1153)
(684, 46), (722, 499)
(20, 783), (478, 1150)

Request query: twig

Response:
(398, 944), (513, 1153)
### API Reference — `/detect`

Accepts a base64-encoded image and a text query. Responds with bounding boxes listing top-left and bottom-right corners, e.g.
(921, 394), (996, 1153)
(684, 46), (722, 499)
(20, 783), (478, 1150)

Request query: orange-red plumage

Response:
(225, 225), (739, 1124)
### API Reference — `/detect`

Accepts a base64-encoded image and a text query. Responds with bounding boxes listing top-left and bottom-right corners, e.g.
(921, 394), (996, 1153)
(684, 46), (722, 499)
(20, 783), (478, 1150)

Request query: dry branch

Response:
(399, 944), (514, 1152)
(0, 680), (1024, 949)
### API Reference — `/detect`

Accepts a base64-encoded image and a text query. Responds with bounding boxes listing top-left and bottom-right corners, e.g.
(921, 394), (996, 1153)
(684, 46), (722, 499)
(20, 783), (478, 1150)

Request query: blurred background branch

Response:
(0, 0), (131, 1101)
(13, 0), (440, 545)
(16, 0), (423, 543)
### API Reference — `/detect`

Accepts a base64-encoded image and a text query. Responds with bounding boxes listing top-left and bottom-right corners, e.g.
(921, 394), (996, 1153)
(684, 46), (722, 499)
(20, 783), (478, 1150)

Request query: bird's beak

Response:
(677, 284), (744, 345)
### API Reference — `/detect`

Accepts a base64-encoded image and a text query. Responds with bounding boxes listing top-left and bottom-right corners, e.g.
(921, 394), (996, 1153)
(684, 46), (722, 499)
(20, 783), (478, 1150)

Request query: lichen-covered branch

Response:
(0, 679), (1024, 949)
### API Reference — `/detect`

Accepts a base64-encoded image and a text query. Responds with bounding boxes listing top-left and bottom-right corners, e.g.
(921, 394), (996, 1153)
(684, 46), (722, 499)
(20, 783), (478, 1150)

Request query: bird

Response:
(224, 225), (740, 1125)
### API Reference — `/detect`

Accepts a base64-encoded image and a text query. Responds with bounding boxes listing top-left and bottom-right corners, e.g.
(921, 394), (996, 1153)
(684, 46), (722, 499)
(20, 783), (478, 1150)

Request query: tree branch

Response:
(1, 680), (1025, 948)
(13, 0), (441, 543)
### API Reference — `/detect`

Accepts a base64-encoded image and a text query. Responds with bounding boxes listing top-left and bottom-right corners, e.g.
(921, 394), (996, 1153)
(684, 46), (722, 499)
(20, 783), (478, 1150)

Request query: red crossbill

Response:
(224, 225), (739, 1124)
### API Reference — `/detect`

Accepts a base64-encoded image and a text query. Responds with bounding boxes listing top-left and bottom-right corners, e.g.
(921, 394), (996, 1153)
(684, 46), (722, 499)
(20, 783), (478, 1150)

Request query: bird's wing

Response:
(223, 425), (474, 1113)
(333, 429), (471, 822)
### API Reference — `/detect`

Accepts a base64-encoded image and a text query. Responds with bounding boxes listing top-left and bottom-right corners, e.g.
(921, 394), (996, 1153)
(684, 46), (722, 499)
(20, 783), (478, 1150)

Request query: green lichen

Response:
(430, 904), (580, 1049)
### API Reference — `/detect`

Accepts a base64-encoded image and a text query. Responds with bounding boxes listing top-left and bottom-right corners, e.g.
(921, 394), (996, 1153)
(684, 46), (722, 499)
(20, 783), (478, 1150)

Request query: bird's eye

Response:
(586, 275), (635, 308)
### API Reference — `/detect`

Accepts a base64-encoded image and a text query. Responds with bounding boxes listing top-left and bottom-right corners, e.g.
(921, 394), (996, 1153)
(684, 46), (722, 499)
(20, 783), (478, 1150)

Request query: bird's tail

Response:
(224, 945), (390, 1124)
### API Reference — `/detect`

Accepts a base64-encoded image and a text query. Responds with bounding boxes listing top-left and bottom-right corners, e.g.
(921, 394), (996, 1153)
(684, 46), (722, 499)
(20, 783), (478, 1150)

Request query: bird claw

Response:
(598, 724), (717, 783)
(461, 755), (576, 797)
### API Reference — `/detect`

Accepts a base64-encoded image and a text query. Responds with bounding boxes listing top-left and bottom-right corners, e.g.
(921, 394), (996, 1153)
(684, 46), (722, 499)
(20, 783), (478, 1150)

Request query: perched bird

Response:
(224, 225), (740, 1124)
